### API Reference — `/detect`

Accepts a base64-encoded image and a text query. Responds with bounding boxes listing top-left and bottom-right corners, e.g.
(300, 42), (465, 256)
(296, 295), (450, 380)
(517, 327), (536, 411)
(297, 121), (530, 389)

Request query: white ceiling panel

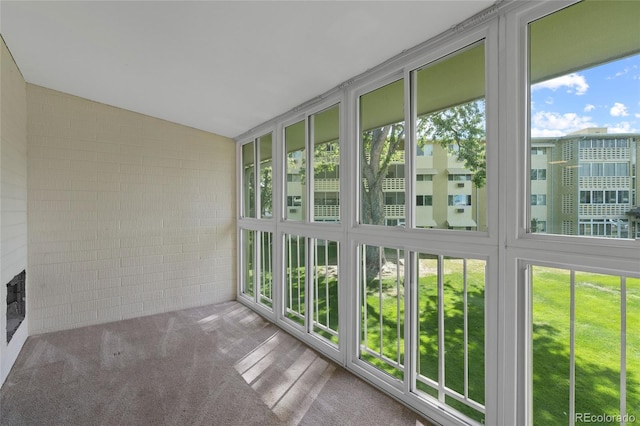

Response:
(0, 0), (495, 138)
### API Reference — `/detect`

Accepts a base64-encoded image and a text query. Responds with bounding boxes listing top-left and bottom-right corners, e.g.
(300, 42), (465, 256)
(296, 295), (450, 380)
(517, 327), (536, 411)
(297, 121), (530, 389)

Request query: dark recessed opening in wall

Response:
(6, 270), (26, 343)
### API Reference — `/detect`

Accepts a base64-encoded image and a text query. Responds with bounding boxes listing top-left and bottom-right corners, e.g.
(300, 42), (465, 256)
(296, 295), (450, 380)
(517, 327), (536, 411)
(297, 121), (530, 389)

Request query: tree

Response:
(360, 100), (485, 275)
(418, 100), (486, 188)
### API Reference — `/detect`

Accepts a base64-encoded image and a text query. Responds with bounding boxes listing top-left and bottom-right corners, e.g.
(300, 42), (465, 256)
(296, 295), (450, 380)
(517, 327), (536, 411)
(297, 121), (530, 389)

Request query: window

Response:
(359, 245), (405, 381)
(531, 147), (546, 155)
(579, 191), (591, 204)
(529, 265), (639, 425)
(417, 143), (434, 156)
(414, 41), (486, 232)
(415, 254), (486, 423)
(242, 142), (255, 218)
(530, 169), (546, 180)
(448, 174), (472, 181)
(313, 104), (341, 222)
(530, 194), (546, 206)
(285, 120), (306, 221)
(449, 195), (472, 206)
(529, 0), (639, 240)
(259, 133), (273, 218)
(237, 2), (639, 426)
(416, 195), (433, 206)
(359, 79), (405, 227)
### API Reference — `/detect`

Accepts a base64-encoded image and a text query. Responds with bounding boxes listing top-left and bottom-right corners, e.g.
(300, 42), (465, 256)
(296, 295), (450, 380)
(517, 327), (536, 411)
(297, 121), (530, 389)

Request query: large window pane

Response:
(241, 229), (255, 298)
(285, 121), (306, 221)
(258, 133), (273, 219)
(311, 238), (339, 345)
(258, 232), (273, 309)
(359, 245), (405, 381)
(312, 105), (340, 223)
(242, 142), (255, 218)
(531, 266), (639, 424)
(359, 80), (406, 227)
(415, 254), (486, 424)
(285, 234), (305, 326)
(415, 42), (487, 231)
(529, 0), (640, 239)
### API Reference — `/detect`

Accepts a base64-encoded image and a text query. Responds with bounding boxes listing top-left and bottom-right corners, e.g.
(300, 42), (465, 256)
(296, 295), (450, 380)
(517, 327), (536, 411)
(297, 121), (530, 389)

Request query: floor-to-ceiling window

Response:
(523, 1), (639, 425)
(237, 1), (639, 425)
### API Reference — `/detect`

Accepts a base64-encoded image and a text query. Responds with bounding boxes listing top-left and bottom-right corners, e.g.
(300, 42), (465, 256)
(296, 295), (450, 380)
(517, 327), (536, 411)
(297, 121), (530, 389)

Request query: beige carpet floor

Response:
(1, 301), (434, 426)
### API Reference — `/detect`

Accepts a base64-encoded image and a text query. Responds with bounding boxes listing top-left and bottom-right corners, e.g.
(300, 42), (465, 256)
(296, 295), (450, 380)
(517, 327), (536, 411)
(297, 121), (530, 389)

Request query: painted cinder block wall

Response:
(26, 85), (237, 335)
(0, 37), (29, 384)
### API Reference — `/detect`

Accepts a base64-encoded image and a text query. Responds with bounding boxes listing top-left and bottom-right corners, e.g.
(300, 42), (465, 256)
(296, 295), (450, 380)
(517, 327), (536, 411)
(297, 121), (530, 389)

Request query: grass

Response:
(532, 267), (640, 425)
(279, 245), (639, 424)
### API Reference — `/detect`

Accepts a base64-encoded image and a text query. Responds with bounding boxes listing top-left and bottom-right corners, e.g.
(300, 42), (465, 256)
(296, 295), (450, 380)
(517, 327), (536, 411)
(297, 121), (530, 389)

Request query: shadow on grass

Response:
(532, 322), (639, 425)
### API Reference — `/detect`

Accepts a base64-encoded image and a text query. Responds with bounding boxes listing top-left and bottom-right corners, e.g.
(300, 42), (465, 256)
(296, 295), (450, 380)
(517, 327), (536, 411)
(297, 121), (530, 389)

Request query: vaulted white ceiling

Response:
(0, 1), (495, 138)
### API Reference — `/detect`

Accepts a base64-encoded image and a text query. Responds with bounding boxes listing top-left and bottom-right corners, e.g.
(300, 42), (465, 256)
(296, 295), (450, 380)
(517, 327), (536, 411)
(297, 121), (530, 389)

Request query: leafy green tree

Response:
(418, 100), (486, 188)
(360, 100), (485, 274)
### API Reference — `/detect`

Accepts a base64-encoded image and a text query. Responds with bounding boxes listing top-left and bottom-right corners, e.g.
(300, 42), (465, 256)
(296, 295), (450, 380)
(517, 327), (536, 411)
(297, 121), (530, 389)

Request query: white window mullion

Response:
(305, 236), (312, 334)
(379, 247), (384, 357)
(569, 270), (576, 426)
(396, 249), (402, 367)
(438, 254), (446, 403)
(621, 276), (627, 425)
(463, 258), (469, 399)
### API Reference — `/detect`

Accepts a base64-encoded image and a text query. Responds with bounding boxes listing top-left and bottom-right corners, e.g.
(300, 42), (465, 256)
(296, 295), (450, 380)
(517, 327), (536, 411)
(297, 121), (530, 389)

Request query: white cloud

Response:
(545, 97), (554, 105)
(636, 113), (640, 119)
(610, 102), (629, 117)
(584, 104), (595, 112)
(531, 111), (596, 137)
(532, 73), (589, 96)
(607, 122), (638, 134)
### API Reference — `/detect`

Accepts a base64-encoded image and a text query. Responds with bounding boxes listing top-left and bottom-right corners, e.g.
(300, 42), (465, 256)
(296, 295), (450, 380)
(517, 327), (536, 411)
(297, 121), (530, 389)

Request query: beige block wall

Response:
(1, 37), (29, 384)
(27, 85), (236, 334)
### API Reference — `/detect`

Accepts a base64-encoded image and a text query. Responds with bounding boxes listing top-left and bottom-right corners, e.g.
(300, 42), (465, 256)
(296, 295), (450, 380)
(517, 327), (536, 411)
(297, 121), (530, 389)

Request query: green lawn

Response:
(532, 267), (639, 425)
(281, 255), (638, 425)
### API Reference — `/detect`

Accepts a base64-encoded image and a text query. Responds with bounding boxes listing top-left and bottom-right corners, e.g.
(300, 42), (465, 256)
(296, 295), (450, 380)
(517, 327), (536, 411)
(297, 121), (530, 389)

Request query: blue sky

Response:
(531, 53), (640, 137)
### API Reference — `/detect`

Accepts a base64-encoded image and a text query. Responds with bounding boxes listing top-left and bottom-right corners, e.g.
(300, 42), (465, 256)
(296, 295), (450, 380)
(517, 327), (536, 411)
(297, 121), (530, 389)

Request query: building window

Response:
(530, 194), (546, 206)
(449, 195), (472, 206)
(416, 195), (433, 206)
(448, 174), (473, 181)
(530, 169), (546, 180)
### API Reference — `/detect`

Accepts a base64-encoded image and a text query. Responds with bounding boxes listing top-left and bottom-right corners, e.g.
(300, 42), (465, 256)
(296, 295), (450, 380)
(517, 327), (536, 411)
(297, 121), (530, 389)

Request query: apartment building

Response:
(532, 128), (639, 238)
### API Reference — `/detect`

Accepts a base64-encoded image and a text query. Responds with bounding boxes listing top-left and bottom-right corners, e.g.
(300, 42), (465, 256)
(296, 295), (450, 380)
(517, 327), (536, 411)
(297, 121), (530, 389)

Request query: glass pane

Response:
(241, 229), (255, 298)
(242, 142), (255, 218)
(311, 238), (339, 345)
(258, 133), (273, 219)
(359, 79), (405, 227)
(574, 271), (620, 419)
(531, 266), (571, 424)
(628, 277), (640, 421)
(529, 0), (640, 239)
(285, 121), (306, 221)
(531, 266), (638, 424)
(359, 245), (404, 381)
(415, 42), (487, 231)
(415, 253), (485, 423)
(312, 104), (340, 223)
(416, 252), (439, 398)
(258, 232), (273, 309)
(285, 234), (305, 326)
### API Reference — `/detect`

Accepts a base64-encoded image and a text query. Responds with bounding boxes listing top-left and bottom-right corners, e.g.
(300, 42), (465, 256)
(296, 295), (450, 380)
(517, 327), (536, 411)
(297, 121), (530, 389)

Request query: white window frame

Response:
(235, 1), (640, 425)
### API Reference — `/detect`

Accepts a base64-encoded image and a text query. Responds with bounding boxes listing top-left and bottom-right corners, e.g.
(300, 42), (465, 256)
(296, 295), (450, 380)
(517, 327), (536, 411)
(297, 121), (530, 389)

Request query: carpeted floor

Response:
(1, 301), (434, 426)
